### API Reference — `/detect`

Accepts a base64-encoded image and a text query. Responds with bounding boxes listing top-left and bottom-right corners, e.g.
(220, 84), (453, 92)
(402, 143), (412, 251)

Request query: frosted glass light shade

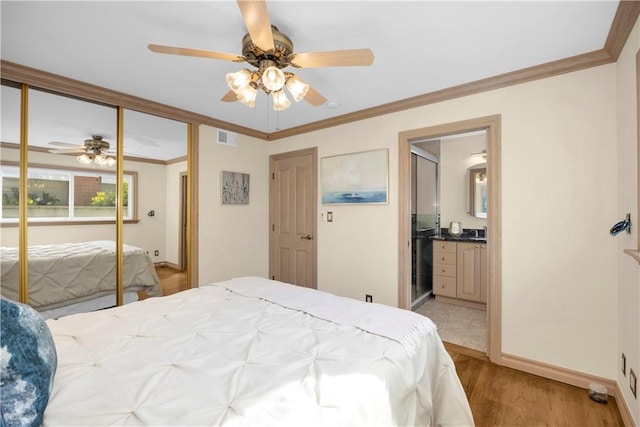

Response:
(94, 154), (115, 167)
(226, 69), (252, 93)
(285, 76), (309, 102)
(76, 153), (93, 165)
(237, 85), (258, 107)
(94, 154), (109, 166)
(262, 66), (285, 92)
(272, 90), (291, 111)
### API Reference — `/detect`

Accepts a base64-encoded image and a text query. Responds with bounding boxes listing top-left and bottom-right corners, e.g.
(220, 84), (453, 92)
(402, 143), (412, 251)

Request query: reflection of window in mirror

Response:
(469, 166), (487, 218)
(0, 163), (137, 223)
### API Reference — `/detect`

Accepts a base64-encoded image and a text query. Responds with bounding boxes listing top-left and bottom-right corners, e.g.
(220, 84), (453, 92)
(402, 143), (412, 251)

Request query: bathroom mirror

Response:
(469, 165), (487, 218)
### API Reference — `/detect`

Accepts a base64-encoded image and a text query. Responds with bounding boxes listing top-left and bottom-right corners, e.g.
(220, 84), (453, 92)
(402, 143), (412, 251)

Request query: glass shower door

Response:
(411, 150), (438, 307)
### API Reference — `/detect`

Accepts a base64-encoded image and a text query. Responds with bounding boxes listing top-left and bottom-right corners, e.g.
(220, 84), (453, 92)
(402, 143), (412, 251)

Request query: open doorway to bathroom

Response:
(398, 115), (502, 362)
(411, 130), (488, 352)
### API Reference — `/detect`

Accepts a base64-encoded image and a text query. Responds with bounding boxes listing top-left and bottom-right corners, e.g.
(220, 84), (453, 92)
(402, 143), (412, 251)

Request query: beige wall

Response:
(196, 126), (270, 284)
(616, 17), (640, 425)
(266, 123), (400, 304)
(122, 158), (167, 260)
(261, 64), (619, 381)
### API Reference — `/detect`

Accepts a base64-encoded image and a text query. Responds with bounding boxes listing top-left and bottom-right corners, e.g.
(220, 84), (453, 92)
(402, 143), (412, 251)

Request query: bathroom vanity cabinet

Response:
(433, 239), (487, 308)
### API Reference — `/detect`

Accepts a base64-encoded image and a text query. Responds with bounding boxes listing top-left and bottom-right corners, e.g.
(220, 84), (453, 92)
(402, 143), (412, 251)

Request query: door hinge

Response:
(272, 172), (275, 180)
(272, 224), (275, 231)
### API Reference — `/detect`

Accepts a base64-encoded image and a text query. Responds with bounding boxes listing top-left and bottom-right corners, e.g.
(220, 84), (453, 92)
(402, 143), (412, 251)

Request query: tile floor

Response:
(415, 296), (487, 352)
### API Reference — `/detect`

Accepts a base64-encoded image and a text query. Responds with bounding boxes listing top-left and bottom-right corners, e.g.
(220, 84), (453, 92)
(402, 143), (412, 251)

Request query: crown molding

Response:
(267, 0), (638, 140)
(267, 49), (613, 141)
(0, 60), (268, 141)
(604, 0), (640, 60)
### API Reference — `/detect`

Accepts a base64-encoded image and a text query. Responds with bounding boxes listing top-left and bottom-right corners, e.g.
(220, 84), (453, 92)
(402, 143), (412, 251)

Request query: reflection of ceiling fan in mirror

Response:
(148, 0), (374, 111)
(48, 135), (116, 167)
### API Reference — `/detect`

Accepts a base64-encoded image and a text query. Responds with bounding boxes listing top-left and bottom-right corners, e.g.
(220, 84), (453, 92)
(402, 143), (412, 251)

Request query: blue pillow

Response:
(1, 297), (57, 427)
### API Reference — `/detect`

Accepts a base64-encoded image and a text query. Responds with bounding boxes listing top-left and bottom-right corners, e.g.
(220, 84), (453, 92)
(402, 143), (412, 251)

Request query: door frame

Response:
(398, 115), (502, 363)
(179, 172), (188, 271)
(269, 147), (318, 288)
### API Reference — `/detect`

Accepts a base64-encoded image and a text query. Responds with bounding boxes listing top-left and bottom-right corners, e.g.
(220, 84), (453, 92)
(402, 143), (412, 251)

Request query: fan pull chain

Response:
(265, 93), (270, 132)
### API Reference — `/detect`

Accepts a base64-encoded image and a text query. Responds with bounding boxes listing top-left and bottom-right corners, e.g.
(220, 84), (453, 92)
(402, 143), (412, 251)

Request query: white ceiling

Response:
(0, 1), (619, 160)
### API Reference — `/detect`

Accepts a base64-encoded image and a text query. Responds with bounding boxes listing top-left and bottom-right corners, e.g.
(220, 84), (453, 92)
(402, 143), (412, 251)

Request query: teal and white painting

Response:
(321, 149), (388, 204)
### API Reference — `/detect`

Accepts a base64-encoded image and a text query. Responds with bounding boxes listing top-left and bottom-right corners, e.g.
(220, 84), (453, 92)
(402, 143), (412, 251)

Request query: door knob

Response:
(300, 235), (313, 240)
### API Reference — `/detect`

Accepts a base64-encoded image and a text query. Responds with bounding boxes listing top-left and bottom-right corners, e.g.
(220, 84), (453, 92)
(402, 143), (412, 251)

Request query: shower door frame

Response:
(410, 146), (439, 308)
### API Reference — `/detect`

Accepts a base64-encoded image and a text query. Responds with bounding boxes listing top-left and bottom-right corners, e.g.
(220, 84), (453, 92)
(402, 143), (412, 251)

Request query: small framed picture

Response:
(221, 171), (250, 204)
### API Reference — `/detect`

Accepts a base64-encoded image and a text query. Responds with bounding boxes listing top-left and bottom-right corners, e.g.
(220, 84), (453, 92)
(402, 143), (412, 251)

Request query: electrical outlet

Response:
(365, 294), (372, 303)
(154, 250), (159, 256)
(622, 353), (627, 376)
(631, 369), (637, 398)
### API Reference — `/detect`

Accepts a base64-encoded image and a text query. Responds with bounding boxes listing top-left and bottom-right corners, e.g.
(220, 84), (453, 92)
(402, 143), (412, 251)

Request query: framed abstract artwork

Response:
(321, 149), (388, 204)
(221, 171), (250, 204)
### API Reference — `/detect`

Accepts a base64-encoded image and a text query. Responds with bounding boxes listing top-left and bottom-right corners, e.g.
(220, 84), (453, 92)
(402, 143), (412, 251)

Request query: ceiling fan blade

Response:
(290, 49), (374, 68)
(221, 90), (238, 102)
(236, 0), (274, 51)
(48, 148), (86, 154)
(304, 85), (327, 107)
(148, 44), (243, 62)
(48, 141), (81, 147)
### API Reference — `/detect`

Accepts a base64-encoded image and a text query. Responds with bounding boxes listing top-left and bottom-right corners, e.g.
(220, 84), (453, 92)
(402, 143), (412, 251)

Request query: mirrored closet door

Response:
(123, 109), (188, 298)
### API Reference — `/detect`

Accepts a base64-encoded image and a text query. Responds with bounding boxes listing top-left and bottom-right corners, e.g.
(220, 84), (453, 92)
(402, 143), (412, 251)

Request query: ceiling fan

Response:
(48, 135), (116, 167)
(148, 0), (374, 111)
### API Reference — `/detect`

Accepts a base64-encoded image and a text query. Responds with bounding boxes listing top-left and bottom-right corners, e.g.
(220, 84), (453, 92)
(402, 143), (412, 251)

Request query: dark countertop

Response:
(430, 234), (487, 243)
(429, 228), (487, 243)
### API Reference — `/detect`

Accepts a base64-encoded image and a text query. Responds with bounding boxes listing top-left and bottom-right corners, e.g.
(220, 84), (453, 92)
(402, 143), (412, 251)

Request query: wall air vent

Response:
(217, 129), (238, 147)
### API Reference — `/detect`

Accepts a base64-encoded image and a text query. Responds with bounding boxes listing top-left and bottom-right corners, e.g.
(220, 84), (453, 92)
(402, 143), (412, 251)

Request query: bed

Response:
(25, 276), (474, 426)
(0, 240), (162, 319)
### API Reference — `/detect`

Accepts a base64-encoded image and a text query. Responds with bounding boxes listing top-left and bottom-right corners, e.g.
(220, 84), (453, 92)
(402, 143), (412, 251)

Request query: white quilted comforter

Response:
(44, 277), (474, 426)
(0, 240), (161, 311)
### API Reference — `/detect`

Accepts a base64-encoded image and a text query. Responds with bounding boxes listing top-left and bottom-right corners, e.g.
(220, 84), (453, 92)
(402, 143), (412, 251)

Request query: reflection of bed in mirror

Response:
(0, 240), (161, 319)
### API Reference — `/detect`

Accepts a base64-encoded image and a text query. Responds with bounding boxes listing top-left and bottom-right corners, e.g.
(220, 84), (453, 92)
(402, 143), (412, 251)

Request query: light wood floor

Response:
(155, 265), (188, 296)
(150, 271), (625, 425)
(445, 343), (624, 426)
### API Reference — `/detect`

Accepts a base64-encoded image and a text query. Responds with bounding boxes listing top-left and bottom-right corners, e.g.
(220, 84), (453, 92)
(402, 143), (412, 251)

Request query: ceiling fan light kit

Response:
(226, 66), (308, 111)
(77, 153), (116, 167)
(149, 0), (374, 112)
(93, 154), (116, 167)
(49, 135), (116, 167)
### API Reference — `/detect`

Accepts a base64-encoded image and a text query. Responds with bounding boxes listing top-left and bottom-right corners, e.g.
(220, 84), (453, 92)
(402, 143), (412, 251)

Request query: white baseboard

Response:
(501, 352), (635, 426)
